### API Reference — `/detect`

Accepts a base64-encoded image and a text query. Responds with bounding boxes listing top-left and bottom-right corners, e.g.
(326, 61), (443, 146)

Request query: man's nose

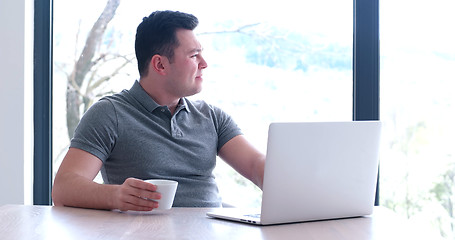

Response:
(199, 56), (208, 69)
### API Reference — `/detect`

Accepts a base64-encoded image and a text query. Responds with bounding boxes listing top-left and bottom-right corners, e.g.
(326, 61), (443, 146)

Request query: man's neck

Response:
(138, 78), (180, 115)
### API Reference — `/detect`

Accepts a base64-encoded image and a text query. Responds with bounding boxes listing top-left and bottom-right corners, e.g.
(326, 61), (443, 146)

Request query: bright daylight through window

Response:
(380, 0), (455, 239)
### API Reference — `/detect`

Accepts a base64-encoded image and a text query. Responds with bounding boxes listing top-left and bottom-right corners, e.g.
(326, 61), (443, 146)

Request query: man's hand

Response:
(111, 178), (162, 211)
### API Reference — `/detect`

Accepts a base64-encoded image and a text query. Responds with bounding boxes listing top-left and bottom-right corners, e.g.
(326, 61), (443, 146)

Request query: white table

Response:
(0, 205), (429, 239)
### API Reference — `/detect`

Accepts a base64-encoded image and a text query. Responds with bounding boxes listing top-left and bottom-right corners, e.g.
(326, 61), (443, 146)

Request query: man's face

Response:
(164, 29), (208, 98)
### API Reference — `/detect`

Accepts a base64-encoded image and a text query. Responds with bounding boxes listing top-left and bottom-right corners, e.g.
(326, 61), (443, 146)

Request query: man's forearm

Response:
(252, 155), (265, 190)
(52, 172), (116, 210)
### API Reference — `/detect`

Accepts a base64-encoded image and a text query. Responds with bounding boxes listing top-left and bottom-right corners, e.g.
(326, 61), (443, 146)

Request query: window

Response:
(52, 0), (353, 207)
(380, 0), (455, 238)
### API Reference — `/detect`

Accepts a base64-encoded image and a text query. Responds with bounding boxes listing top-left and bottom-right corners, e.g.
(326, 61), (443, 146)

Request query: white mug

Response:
(144, 179), (178, 210)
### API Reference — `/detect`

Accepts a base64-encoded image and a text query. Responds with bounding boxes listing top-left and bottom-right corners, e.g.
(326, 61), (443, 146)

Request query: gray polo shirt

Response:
(70, 80), (242, 207)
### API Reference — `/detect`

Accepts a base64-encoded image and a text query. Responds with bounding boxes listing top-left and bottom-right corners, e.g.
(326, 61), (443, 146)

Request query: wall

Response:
(0, 0), (34, 205)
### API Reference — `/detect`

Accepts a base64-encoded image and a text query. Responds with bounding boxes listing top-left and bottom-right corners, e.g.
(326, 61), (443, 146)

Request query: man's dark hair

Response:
(135, 10), (199, 77)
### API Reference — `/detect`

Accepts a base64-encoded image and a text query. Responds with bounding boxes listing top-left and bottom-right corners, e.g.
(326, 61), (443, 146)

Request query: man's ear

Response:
(150, 54), (168, 75)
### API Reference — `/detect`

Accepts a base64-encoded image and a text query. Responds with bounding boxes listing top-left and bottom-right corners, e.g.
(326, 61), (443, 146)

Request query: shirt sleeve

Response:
(211, 105), (243, 152)
(70, 98), (118, 162)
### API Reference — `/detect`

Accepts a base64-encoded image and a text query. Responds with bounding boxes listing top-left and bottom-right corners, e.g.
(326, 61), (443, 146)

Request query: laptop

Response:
(207, 121), (381, 225)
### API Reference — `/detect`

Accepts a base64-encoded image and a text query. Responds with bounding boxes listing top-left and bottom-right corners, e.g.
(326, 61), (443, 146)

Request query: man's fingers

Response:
(118, 194), (159, 210)
(130, 188), (162, 201)
(125, 177), (157, 191)
(128, 195), (159, 208)
(124, 181), (161, 200)
(115, 177), (162, 211)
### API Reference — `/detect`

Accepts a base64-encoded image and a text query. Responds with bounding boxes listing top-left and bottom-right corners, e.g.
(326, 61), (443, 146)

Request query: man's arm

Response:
(52, 148), (161, 211)
(218, 135), (265, 189)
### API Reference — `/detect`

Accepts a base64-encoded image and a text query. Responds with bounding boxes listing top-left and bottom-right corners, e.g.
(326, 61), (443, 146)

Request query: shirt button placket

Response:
(171, 118), (179, 137)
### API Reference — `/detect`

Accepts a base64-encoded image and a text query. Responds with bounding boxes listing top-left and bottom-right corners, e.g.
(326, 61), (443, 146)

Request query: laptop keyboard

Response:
(245, 213), (261, 219)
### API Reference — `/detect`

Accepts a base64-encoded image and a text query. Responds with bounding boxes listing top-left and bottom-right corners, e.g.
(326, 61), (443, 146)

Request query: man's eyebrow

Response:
(189, 48), (203, 54)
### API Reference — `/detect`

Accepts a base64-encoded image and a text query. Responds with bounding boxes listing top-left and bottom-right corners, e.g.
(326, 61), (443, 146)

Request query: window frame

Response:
(33, 0), (53, 205)
(33, 0), (380, 205)
(353, 0), (380, 205)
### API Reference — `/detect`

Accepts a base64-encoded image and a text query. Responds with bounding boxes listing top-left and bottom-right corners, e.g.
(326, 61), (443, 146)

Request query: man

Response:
(52, 10), (265, 211)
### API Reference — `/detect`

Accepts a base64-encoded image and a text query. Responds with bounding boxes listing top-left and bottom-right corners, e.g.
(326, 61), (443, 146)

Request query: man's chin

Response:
(184, 88), (203, 98)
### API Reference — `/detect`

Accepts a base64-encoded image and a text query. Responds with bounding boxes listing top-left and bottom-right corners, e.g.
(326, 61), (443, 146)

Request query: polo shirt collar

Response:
(129, 80), (190, 114)
(177, 98), (191, 113)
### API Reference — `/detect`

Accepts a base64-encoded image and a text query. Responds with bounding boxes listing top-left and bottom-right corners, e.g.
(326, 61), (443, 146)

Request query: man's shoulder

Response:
(100, 89), (130, 102)
(96, 90), (137, 108)
(81, 90), (135, 119)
